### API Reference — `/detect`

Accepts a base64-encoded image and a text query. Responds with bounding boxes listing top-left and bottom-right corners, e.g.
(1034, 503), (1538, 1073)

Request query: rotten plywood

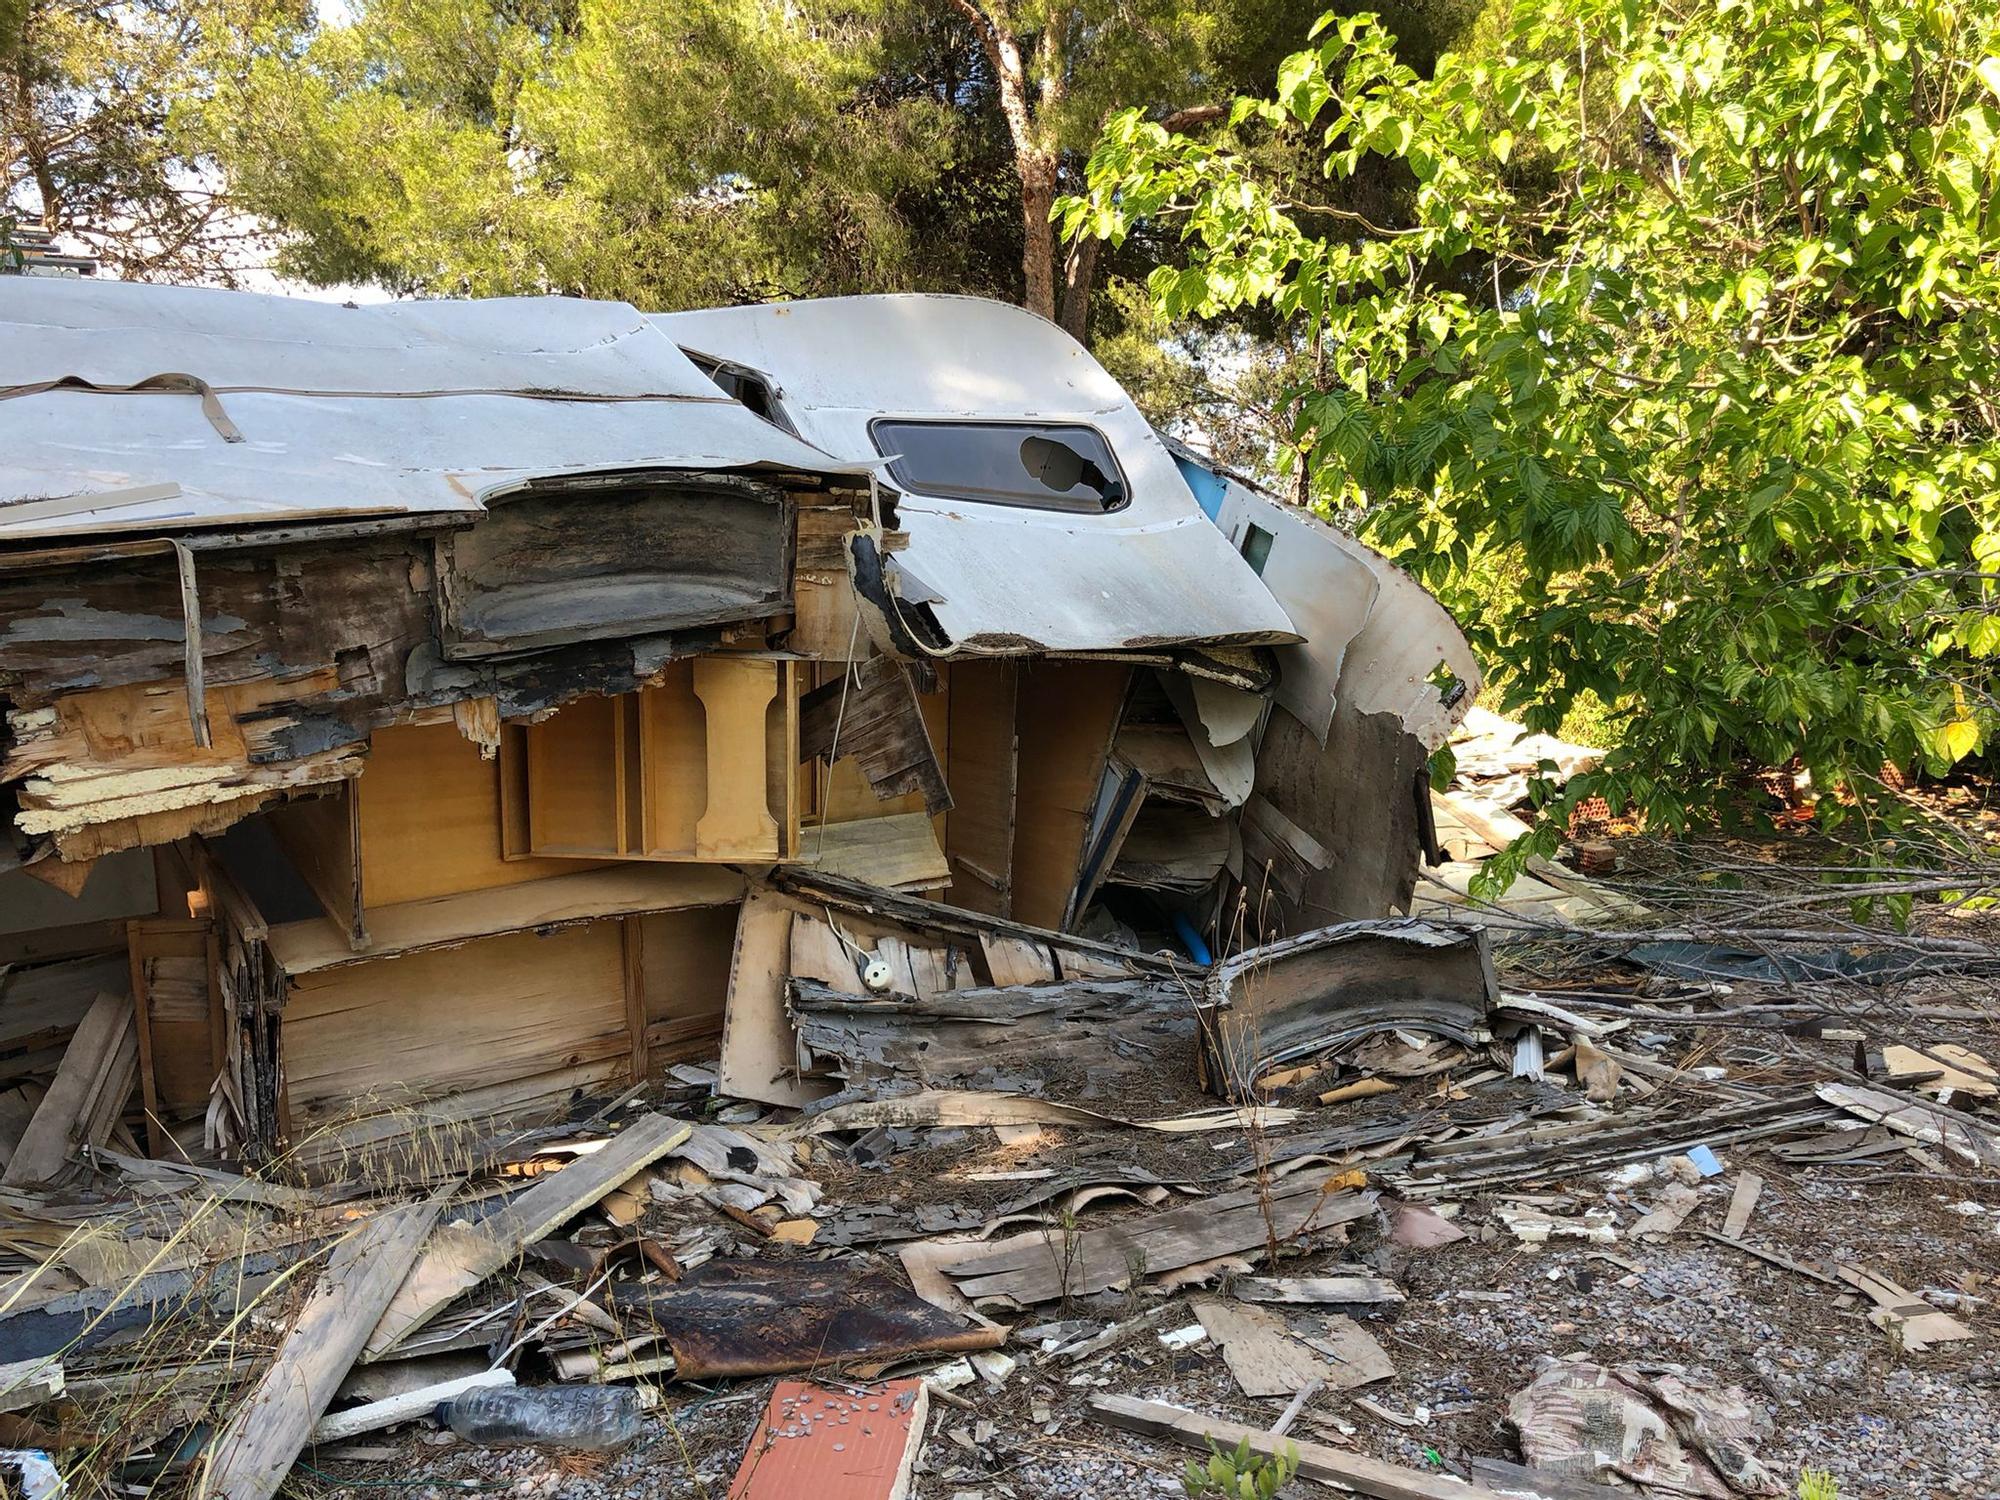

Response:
(621, 1259), (1002, 1380)
(435, 476), (792, 659)
(1198, 920), (1498, 1099)
(787, 972), (1191, 1098)
(800, 656), (951, 816)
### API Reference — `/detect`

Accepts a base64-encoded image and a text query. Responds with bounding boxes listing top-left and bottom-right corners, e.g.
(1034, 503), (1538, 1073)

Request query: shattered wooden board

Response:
(201, 1196), (445, 1500)
(943, 1180), (1376, 1304)
(363, 1114), (692, 1359)
(799, 656), (951, 816)
(621, 1259), (1003, 1379)
(1192, 1299), (1332, 1397)
(787, 973), (1192, 1098)
(1231, 1275), (1405, 1307)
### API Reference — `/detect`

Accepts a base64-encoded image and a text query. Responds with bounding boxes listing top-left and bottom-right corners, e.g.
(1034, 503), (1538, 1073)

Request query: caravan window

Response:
(870, 420), (1128, 514)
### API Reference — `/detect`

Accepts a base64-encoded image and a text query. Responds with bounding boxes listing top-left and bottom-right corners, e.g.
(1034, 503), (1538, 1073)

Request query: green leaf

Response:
(1941, 718), (1980, 762)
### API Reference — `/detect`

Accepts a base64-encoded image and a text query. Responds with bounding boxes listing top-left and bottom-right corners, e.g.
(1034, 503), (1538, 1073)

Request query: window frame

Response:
(867, 417), (1132, 515)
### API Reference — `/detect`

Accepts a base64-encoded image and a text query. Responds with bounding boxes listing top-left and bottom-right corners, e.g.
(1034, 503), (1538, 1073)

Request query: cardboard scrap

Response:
(1628, 1183), (1700, 1240)
(1300, 1313), (1396, 1391)
(1389, 1202), (1467, 1250)
(1836, 1264), (1974, 1353)
(1883, 1043), (1997, 1097)
(1719, 1174), (1763, 1240)
(1508, 1357), (1781, 1497)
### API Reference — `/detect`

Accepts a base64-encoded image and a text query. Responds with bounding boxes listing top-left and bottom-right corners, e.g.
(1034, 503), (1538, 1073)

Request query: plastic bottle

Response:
(438, 1385), (644, 1450)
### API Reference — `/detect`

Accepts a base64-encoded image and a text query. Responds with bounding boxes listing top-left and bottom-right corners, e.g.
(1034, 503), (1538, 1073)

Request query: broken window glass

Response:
(869, 420), (1127, 513)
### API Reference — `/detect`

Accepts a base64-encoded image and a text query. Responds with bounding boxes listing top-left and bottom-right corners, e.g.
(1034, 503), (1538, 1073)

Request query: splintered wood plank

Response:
(364, 1114), (692, 1359)
(3, 991), (137, 1187)
(944, 1181), (1376, 1304)
(201, 1195), (445, 1500)
(694, 657), (781, 859)
(979, 933), (1056, 986)
(1232, 1275), (1405, 1307)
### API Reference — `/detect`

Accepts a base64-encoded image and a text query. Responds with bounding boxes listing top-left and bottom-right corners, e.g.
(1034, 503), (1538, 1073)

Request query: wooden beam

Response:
(171, 541), (212, 749)
(621, 918), (650, 1083)
(200, 1195), (447, 1500)
(1087, 1393), (1505, 1500)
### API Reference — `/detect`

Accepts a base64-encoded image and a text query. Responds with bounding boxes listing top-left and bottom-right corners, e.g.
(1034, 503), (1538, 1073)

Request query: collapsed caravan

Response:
(0, 281), (1478, 1167)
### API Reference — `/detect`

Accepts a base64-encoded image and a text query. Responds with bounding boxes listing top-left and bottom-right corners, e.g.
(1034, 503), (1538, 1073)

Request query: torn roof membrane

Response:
(0, 280), (869, 544)
(652, 296), (1301, 655)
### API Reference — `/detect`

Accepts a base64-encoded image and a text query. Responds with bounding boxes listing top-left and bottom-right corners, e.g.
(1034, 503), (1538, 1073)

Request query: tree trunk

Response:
(947, 0), (1062, 321)
(1018, 149), (1058, 322)
(1057, 233), (1098, 341)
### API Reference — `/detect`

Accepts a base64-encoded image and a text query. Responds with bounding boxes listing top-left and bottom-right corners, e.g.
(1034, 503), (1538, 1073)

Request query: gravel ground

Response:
(297, 1117), (2000, 1500)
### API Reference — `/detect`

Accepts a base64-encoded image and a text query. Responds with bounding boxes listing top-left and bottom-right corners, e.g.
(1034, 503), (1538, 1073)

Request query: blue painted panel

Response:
(1173, 453), (1228, 521)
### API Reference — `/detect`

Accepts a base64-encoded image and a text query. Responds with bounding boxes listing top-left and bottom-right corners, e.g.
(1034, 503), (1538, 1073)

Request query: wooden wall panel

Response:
(943, 660), (1017, 917)
(128, 917), (218, 1151)
(638, 663), (707, 857)
(361, 721), (600, 907)
(637, 904), (740, 1066)
(282, 922), (629, 1124)
(525, 697), (623, 857)
(1010, 661), (1132, 931)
